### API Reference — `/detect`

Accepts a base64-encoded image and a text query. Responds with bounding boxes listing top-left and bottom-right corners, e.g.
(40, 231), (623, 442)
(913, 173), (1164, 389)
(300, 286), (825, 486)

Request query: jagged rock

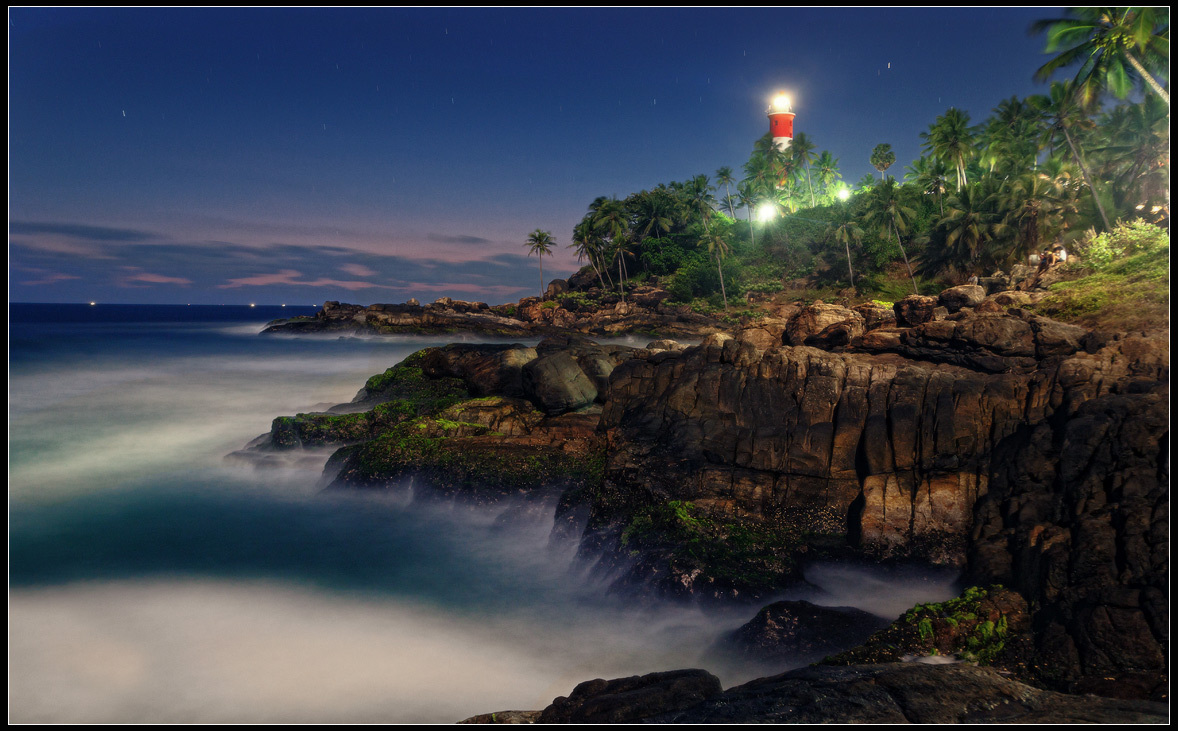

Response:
(735, 317), (787, 351)
(538, 670), (723, 723)
(567, 265), (600, 291)
(726, 600), (887, 661)
(405, 297), (420, 306)
(784, 303), (864, 345)
(522, 352), (598, 415)
(894, 295), (939, 327)
(939, 285), (987, 313)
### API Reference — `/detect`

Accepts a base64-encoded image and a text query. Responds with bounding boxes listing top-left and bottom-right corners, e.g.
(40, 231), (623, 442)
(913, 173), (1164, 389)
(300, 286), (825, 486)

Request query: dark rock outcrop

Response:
(725, 600), (887, 661)
(538, 670), (723, 724)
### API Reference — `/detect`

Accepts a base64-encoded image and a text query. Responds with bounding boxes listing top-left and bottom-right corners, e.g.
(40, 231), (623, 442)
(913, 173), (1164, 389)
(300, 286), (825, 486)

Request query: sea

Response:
(9, 302), (960, 723)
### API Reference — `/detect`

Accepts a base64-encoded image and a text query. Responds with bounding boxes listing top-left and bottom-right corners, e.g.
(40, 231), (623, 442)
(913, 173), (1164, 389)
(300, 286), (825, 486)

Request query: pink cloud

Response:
(339, 263), (378, 277)
(18, 272), (82, 286)
(122, 271), (193, 286)
(217, 269), (389, 291)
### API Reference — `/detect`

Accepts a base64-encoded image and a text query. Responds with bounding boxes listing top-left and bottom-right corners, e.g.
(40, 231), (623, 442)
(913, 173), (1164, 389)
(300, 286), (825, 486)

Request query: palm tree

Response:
(814, 151), (842, 201)
(905, 156), (950, 216)
(704, 230), (731, 309)
(995, 172), (1067, 266)
(592, 198), (632, 300)
(737, 180), (760, 248)
(855, 173), (877, 192)
(1092, 95), (1170, 215)
(981, 96), (1047, 174)
(864, 180), (919, 294)
(829, 205), (863, 289)
(570, 220), (608, 289)
(525, 229), (555, 297)
(685, 174), (717, 231)
(1032, 7), (1170, 106)
(870, 143), (896, 181)
(791, 132), (818, 207)
(921, 108), (977, 189)
(715, 166), (738, 218)
(938, 182), (1006, 272)
(1031, 81), (1112, 230)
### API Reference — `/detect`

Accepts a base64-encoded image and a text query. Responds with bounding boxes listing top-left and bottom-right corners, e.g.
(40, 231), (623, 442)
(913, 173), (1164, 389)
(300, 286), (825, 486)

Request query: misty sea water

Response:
(9, 303), (959, 723)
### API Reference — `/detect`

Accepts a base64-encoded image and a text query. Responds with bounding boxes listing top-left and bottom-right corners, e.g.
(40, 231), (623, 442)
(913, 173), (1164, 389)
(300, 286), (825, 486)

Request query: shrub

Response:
(1074, 220), (1169, 270)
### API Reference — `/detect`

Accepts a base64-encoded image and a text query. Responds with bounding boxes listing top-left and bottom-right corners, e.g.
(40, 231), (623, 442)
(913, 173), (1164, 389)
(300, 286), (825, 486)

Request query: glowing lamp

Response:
(757, 203), (778, 222)
(837, 188), (851, 202)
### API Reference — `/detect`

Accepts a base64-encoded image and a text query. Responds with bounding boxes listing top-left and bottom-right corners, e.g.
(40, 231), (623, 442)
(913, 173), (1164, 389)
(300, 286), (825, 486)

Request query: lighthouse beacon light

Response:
(767, 92), (795, 152)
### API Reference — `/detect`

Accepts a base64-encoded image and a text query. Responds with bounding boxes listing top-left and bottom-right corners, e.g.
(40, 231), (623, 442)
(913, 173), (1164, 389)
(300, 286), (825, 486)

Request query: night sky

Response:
(11, 7), (1059, 306)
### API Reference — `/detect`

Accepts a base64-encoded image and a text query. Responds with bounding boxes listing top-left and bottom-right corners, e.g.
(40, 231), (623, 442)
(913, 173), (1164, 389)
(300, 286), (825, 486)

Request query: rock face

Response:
(969, 386), (1169, 700)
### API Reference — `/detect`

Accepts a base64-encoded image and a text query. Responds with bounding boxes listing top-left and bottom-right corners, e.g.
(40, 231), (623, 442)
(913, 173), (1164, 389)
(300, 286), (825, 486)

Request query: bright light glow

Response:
(757, 203), (778, 222)
(250, 303), (256, 308)
(89, 301), (96, 306)
(837, 188), (851, 202)
(771, 93), (791, 112)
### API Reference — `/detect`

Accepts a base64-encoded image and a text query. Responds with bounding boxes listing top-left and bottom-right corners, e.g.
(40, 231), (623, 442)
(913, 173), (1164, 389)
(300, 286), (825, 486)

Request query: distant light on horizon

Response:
(250, 303), (256, 308)
(89, 301), (96, 306)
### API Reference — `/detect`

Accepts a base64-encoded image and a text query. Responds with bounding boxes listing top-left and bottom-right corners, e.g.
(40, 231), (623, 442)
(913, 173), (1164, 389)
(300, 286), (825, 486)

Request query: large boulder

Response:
(545, 278), (569, 299)
(522, 352), (598, 414)
(938, 284), (986, 313)
(422, 344), (538, 396)
(894, 295), (939, 327)
(784, 303), (864, 346)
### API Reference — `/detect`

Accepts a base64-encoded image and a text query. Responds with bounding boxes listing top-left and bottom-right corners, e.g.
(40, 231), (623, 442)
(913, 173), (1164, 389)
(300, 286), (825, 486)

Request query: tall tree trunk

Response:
(539, 257), (544, 298)
(716, 256), (728, 310)
(844, 239), (855, 289)
(1124, 50), (1170, 105)
(618, 256), (625, 302)
(893, 220), (919, 294)
(746, 208), (756, 248)
(1062, 124), (1112, 230)
(805, 163), (815, 207)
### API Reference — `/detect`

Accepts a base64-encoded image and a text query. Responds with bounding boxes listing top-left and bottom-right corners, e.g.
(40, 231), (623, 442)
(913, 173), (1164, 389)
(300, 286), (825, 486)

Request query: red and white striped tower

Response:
(767, 93), (795, 151)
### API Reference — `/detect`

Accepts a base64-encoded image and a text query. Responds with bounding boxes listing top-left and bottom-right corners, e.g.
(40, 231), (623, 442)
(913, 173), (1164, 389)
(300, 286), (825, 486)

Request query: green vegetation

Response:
(339, 417), (603, 493)
(1030, 229), (1168, 329)
(618, 500), (820, 592)
(824, 585), (1023, 668)
(528, 16), (1167, 310)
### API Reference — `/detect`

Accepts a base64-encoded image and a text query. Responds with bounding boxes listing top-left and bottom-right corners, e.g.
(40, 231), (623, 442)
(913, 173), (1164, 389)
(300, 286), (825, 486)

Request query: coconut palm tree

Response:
(937, 182), (1006, 272)
(704, 229), (731, 310)
(525, 229), (555, 297)
(715, 166), (738, 218)
(791, 132), (818, 207)
(1032, 7), (1170, 107)
(1031, 81), (1112, 230)
(592, 198), (632, 300)
(737, 180), (760, 248)
(864, 179), (919, 294)
(814, 151), (842, 202)
(829, 206), (863, 289)
(921, 109), (977, 190)
(995, 172), (1068, 267)
(905, 156), (950, 216)
(685, 174), (717, 231)
(570, 220), (609, 290)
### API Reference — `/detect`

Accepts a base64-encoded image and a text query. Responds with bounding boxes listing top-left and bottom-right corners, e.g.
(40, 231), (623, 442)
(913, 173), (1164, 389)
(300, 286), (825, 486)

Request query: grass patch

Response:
(1030, 244), (1169, 330)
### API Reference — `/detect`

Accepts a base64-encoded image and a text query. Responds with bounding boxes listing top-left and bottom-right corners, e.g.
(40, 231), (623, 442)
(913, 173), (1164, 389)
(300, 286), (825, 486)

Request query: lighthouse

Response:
(767, 93), (795, 151)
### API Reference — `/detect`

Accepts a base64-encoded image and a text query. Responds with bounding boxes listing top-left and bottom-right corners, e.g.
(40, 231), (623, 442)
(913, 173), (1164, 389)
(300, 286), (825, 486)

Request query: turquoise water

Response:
(9, 304), (958, 722)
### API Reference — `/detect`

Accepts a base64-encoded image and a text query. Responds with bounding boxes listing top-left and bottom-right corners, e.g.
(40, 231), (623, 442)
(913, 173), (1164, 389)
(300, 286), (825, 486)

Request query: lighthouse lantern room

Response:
(767, 93), (795, 151)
